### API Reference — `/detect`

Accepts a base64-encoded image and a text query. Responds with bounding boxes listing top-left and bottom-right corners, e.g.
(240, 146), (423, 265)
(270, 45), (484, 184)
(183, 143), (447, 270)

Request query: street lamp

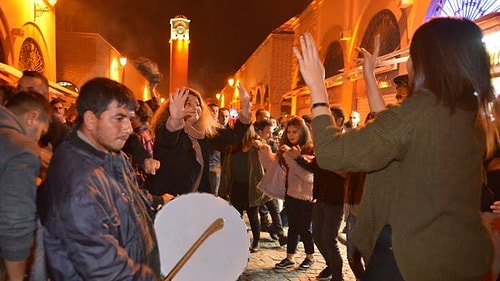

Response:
(34, 0), (57, 20)
(119, 57), (127, 67)
(119, 57), (127, 83)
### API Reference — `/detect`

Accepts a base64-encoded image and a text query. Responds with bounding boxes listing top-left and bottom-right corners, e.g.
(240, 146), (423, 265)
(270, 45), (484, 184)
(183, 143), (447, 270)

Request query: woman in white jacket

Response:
(256, 116), (315, 270)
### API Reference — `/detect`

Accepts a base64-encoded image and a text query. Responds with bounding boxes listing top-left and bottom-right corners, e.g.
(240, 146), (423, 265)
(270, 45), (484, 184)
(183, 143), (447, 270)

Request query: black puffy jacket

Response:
(39, 130), (161, 280)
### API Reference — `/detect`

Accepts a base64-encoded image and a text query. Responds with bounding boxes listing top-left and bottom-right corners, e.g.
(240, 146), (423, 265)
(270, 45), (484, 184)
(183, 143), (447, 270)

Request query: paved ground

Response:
(237, 219), (358, 281)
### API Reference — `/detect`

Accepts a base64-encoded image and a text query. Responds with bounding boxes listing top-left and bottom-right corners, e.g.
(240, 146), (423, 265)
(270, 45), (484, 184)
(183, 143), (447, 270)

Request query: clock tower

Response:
(169, 15), (190, 94)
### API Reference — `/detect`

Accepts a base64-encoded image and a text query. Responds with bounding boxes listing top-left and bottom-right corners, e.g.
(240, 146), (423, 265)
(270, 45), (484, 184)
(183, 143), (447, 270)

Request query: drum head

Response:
(155, 193), (249, 280)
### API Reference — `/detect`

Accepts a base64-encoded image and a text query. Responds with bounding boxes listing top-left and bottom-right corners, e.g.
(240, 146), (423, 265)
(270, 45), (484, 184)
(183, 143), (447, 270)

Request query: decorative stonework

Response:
(19, 38), (44, 72)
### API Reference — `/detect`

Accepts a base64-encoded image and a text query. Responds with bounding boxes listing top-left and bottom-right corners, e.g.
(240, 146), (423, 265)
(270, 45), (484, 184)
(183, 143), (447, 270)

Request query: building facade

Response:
(0, 0), (152, 102)
(220, 0), (500, 120)
(0, 0), (68, 98)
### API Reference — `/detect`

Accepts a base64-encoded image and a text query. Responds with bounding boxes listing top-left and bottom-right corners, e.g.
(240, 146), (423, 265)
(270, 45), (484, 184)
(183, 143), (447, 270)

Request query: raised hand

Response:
(169, 88), (189, 121)
(293, 32), (329, 106)
(237, 83), (252, 124)
(293, 33), (324, 88)
(357, 34), (380, 77)
(357, 34), (386, 113)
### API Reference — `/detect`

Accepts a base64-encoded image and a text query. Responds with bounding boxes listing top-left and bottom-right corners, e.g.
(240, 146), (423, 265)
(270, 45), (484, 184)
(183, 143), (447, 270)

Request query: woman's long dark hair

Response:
(409, 17), (498, 156)
(279, 116), (313, 155)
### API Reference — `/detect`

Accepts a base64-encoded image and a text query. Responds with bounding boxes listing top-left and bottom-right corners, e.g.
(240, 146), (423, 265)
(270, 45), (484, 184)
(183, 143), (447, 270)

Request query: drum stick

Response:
(163, 218), (224, 281)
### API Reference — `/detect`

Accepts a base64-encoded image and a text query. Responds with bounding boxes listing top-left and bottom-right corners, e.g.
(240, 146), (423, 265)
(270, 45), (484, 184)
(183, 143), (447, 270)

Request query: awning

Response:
(0, 62), (78, 102)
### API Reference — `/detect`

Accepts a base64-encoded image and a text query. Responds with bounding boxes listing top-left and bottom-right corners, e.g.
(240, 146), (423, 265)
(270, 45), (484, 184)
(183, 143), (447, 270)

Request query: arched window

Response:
(359, 10), (400, 58)
(263, 85), (270, 103)
(19, 38), (44, 72)
(256, 89), (262, 104)
(324, 41), (344, 78)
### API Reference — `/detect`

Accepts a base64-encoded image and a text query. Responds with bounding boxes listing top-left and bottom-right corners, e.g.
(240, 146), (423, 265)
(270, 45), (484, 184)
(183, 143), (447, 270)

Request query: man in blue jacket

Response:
(40, 78), (161, 280)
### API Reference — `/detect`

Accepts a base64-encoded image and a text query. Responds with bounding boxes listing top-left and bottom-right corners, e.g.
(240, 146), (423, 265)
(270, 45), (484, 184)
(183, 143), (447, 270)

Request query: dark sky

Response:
(59, 0), (312, 98)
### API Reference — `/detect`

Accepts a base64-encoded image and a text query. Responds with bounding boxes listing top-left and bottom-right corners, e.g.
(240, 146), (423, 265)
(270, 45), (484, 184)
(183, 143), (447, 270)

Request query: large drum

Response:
(154, 192), (249, 281)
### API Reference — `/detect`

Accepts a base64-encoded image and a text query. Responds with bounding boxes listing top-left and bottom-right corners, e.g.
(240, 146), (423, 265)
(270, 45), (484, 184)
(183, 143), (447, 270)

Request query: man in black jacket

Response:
(40, 78), (161, 280)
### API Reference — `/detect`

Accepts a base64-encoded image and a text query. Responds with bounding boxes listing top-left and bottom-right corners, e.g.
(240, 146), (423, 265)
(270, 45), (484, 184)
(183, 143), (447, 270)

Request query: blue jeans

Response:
(265, 199), (285, 236)
(208, 166), (220, 196)
(362, 225), (404, 281)
(29, 218), (47, 281)
(347, 214), (364, 279)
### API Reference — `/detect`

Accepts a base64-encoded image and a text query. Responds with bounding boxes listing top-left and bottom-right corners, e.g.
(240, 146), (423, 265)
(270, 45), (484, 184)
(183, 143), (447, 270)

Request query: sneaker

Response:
(317, 267), (332, 280)
(249, 242), (259, 253)
(298, 258), (315, 270)
(278, 234), (287, 247)
(275, 258), (295, 269)
(269, 231), (279, 240)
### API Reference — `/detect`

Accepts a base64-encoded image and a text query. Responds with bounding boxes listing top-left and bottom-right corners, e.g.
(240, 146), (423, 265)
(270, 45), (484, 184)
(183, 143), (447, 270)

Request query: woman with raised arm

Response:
(144, 84), (251, 198)
(294, 18), (498, 281)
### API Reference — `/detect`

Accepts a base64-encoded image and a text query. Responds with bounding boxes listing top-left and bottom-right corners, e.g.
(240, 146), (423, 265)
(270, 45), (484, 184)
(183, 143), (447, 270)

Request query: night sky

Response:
(57, 0), (312, 99)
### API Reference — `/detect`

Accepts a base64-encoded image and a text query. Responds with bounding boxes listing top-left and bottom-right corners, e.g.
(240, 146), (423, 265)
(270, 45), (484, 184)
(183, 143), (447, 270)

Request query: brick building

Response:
(220, 0), (500, 121)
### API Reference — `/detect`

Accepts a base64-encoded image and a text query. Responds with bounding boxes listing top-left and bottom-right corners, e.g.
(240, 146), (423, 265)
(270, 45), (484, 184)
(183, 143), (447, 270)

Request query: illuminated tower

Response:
(169, 16), (190, 94)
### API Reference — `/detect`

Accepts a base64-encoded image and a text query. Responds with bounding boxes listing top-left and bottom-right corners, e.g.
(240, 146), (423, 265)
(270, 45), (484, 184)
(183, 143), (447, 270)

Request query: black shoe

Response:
(278, 235), (287, 247)
(269, 231), (279, 240)
(275, 258), (295, 269)
(298, 258), (314, 270)
(249, 242), (259, 253)
(316, 267), (332, 280)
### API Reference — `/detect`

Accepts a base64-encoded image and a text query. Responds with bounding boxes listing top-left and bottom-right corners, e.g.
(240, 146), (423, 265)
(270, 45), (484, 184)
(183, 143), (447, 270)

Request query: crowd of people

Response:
(0, 16), (500, 281)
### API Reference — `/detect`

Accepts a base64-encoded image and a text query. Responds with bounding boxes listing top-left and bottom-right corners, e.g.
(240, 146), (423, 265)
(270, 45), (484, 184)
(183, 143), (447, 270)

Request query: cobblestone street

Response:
(237, 219), (357, 281)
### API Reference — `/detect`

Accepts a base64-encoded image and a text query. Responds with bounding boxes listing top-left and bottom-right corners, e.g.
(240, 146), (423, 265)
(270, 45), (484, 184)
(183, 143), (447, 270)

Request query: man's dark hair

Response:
(6, 91), (52, 122)
(135, 100), (153, 123)
(330, 106), (345, 127)
(255, 108), (269, 118)
(253, 119), (272, 131)
(19, 70), (49, 96)
(393, 74), (409, 86)
(21, 70), (49, 85)
(0, 85), (17, 106)
(50, 98), (65, 106)
(75, 78), (136, 128)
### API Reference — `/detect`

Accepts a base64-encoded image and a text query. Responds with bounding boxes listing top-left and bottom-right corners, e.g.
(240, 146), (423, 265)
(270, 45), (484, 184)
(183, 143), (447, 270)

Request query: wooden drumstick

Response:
(163, 218), (224, 281)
